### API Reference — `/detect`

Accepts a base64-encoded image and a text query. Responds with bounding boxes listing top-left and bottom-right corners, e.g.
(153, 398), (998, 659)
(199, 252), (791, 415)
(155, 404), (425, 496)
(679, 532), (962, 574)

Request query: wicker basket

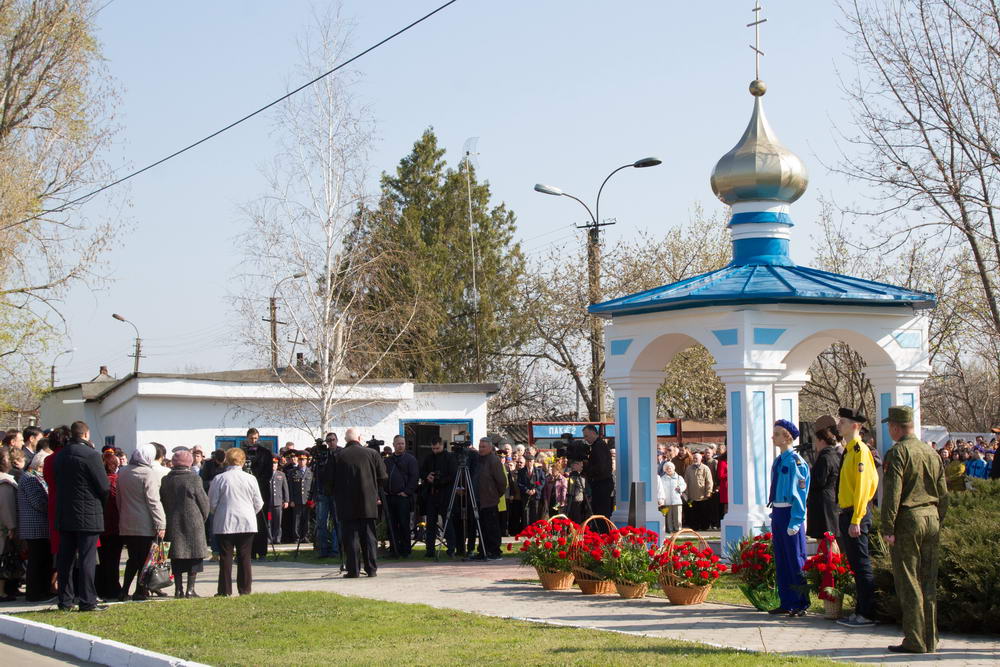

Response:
(536, 567), (575, 590)
(659, 528), (713, 606)
(615, 581), (649, 599)
(569, 515), (618, 595)
(823, 597), (843, 620)
(574, 570), (617, 595)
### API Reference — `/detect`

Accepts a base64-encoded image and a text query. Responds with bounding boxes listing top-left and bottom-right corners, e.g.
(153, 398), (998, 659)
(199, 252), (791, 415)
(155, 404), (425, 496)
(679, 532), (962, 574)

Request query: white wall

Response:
(88, 387), (490, 454)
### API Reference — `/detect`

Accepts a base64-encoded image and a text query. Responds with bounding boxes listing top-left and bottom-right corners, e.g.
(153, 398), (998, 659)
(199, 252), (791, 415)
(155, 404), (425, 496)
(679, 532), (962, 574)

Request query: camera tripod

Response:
(436, 454), (485, 561)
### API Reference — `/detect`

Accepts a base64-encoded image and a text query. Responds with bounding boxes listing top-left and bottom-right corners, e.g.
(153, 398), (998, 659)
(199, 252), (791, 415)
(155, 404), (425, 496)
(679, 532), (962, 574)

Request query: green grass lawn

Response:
(17, 591), (834, 666)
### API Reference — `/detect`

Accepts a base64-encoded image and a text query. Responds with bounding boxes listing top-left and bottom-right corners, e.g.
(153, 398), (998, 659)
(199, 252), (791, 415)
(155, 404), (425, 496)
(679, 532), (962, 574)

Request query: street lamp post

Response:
(264, 272), (307, 369)
(534, 157), (662, 421)
(50, 348), (75, 388)
(112, 313), (142, 374)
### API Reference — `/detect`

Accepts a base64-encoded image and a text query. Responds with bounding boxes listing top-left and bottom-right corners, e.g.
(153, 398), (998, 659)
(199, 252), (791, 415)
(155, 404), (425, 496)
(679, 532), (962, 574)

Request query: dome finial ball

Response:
(749, 79), (767, 96)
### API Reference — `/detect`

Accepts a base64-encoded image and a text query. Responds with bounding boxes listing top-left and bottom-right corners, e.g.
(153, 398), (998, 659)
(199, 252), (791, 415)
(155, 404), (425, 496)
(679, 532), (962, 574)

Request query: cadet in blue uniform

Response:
(768, 419), (811, 617)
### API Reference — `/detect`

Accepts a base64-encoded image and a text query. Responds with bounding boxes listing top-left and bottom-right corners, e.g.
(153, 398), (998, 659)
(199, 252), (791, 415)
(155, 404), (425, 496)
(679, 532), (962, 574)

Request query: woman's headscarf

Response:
(171, 449), (193, 467)
(129, 443), (156, 467)
(102, 450), (119, 474)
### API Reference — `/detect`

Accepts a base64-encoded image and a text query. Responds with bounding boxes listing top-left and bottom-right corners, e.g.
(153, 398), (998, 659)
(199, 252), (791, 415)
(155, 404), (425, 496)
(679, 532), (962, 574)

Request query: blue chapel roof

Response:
(589, 263), (936, 318)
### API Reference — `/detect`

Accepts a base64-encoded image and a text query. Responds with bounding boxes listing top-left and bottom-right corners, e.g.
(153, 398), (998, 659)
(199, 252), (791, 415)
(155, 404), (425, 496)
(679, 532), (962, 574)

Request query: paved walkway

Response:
(0, 636), (94, 666)
(4, 555), (997, 665)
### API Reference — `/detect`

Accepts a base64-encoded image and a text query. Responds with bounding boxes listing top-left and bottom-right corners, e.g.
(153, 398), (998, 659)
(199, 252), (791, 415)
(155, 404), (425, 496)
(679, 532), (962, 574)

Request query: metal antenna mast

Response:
(462, 137), (482, 382)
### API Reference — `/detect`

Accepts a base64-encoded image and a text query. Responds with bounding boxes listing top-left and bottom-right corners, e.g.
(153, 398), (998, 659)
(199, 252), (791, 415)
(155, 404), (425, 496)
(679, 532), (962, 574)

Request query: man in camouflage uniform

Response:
(881, 406), (949, 654)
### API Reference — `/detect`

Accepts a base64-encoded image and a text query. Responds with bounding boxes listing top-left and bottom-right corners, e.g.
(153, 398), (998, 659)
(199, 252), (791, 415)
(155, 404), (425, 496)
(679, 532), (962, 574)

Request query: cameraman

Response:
(310, 433), (340, 559)
(242, 428), (274, 559)
(421, 437), (457, 557)
(582, 425), (614, 524)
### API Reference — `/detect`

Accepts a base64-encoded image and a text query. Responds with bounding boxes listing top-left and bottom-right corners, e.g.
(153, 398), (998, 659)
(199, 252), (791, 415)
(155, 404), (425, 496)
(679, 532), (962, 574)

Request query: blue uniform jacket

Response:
(769, 449), (810, 532)
(965, 458), (987, 479)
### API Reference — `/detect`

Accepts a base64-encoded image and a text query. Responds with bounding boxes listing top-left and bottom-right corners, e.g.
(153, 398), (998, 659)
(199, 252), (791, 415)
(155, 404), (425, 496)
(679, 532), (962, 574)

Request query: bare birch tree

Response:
(232, 7), (415, 437)
(828, 0), (1000, 429)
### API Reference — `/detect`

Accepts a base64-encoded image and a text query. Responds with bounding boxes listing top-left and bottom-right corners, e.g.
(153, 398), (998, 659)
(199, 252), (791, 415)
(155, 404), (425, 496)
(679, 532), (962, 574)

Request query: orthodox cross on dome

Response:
(747, 1), (767, 94)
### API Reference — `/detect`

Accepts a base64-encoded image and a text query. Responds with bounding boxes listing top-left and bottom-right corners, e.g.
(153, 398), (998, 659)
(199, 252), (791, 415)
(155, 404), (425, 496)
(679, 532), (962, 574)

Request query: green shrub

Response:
(872, 479), (1000, 634)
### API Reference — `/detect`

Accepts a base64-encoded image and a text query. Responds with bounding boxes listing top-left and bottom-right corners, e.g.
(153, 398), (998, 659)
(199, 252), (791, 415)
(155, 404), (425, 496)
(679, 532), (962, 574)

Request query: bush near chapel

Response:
(872, 479), (1000, 634)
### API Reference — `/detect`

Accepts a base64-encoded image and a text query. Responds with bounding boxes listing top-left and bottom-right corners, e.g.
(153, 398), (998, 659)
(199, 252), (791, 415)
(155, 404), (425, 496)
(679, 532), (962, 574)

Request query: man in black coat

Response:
(582, 425), (614, 525)
(333, 428), (387, 577)
(53, 421), (110, 612)
(242, 428), (274, 558)
(420, 437), (457, 557)
(807, 415), (843, 540)
(384, 435), (419, 557)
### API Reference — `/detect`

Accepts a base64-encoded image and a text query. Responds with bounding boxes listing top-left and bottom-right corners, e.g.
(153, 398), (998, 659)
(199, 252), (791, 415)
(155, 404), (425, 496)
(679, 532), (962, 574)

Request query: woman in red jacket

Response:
(95, 450), (122, 599)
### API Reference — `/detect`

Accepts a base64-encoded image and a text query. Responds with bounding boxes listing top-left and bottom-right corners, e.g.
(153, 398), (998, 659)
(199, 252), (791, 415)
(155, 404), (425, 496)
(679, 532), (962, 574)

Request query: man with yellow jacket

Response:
(836, 407), (879, 628)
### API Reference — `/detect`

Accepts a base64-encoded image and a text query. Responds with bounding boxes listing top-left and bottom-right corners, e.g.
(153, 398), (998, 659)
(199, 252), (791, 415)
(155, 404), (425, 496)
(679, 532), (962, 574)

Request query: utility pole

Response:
(50, 365), (56, 388)
(583, 222), (607, 422)
(262, 297), (286, 370)
(128, 337), (143, 374)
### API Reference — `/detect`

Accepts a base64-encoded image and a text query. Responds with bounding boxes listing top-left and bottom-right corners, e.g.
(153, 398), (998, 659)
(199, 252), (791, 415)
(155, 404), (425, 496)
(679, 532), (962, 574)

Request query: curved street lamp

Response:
(112, 313), (142, 375)
(266, 272), (308, 369)
(50, 348), (75, 388)
(533, 156), (662, 421)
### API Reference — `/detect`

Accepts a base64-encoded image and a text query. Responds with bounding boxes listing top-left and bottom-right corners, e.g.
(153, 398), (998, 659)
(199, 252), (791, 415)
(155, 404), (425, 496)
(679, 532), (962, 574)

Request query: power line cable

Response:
(2, 0), (461, 233)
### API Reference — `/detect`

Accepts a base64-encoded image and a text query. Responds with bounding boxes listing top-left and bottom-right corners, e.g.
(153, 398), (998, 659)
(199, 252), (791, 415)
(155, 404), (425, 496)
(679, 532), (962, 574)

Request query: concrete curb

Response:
(0, 613), (210, 666)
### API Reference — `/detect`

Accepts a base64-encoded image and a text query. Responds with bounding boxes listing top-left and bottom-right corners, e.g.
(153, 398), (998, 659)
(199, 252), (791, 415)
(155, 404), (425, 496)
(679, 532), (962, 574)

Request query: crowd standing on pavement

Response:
(0, 408), (970, 654)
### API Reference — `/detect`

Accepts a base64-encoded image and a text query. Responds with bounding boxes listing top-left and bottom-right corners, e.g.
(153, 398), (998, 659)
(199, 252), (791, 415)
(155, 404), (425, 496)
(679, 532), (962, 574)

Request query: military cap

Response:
(838, 407), (867, 423)
(881, 405), (914, 424)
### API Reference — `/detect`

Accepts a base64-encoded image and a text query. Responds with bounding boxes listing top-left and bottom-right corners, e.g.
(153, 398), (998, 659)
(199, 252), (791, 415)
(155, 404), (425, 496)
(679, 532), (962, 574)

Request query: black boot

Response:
(185, 572), (200, 598)
(174, 573), (185, 599)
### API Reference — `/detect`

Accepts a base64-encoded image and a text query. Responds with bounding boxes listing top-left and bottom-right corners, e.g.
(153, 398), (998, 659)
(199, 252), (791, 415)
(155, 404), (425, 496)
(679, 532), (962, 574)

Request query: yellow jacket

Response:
(838, 436), (878, 524)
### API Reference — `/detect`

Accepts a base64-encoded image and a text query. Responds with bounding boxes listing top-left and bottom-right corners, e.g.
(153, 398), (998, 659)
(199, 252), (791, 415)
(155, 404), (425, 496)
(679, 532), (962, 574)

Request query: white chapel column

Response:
(607, 373), (661, 536)
(865, 365), (931, 459)
(716, 367), (783, 553)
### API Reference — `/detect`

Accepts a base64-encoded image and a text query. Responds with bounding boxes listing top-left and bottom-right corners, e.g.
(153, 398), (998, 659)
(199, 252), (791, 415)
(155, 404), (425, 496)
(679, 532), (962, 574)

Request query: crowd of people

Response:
(654, 443), (726, 532)
(0, 411), (959, 653)
(935, 437), (999, 489)
(0, 421), (624, 607)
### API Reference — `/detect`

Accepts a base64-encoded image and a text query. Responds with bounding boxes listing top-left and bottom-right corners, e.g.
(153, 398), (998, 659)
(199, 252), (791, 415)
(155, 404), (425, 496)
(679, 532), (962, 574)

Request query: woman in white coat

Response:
(209, 447), (263, 596)
(656, 461), (687, 534)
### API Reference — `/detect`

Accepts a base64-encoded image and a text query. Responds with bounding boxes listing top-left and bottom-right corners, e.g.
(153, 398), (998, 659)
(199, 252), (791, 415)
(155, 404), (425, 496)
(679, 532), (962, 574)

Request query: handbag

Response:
(139, 538), (172, 591)
(0, 540), (24, 581)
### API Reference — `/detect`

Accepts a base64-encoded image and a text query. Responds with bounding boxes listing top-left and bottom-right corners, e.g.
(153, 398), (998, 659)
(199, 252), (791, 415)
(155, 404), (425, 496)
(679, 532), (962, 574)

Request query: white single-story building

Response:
(40, 367), (498, 457)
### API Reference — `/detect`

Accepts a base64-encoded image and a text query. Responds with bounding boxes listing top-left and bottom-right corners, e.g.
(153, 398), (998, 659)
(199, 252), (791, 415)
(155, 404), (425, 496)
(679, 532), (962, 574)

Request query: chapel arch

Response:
(630, 331), (721, 375)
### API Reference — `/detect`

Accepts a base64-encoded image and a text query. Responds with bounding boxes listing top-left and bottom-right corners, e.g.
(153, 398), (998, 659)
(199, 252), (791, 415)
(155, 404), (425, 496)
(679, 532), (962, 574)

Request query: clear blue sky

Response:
(57, 0), (856, 383)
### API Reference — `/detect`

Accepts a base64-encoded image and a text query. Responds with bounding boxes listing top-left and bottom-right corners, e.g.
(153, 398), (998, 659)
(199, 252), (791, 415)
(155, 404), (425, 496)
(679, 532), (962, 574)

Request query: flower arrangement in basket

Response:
(595, 525), (660, 599)
(568, 515), (616, 595)
(727, 531), (780, 611)
(655, 529), (726, 605)
(802, 532), (855, 619)
(513, 516), (580, 590)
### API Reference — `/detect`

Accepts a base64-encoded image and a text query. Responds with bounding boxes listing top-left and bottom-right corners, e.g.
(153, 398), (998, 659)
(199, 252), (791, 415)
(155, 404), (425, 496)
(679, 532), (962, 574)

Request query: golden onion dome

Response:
(710, 80), (809, 205)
